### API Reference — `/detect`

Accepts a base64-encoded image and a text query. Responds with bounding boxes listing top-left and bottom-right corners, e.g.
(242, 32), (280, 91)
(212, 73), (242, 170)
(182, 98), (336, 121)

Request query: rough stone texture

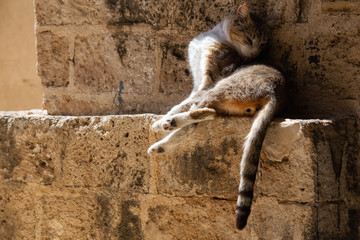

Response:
(36, 31), (71, 88)
(0, 110), (359, 239)
(34, 0), (360, 117)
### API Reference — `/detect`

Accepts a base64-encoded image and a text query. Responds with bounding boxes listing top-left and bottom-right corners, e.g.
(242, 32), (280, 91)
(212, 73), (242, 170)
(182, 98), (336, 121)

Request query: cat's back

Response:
(229, 64), (284, 87)
(212, 64), (285, 100)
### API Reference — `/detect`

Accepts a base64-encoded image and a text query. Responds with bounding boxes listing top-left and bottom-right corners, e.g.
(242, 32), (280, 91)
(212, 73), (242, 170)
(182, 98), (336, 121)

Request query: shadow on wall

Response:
(245, 0), (360, 118)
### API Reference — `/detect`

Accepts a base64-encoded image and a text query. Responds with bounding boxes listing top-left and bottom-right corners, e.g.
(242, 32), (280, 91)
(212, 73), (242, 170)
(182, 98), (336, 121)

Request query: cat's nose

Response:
(251, 52), (257, 57)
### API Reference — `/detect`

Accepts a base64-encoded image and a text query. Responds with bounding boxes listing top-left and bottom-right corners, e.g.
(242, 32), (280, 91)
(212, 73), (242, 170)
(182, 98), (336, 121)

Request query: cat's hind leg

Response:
(153, 108), (216, 132)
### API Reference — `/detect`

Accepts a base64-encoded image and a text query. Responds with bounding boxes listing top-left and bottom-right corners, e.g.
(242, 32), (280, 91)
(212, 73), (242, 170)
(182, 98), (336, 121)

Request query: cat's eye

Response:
(260, 43), (265, 48)
(246, 36), (253, 45)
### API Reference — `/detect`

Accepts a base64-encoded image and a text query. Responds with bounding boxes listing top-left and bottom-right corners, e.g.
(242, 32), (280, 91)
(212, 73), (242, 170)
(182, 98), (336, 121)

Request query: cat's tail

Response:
(235, 96), (277, 230)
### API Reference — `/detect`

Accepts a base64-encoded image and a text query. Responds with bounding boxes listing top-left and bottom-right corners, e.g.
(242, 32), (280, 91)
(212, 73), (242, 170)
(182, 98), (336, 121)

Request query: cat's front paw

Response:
(151, 118), (176, 132)
(162, 118), (177, 131)
(147, 143), (166, 156)
(151, 119), (164, 132)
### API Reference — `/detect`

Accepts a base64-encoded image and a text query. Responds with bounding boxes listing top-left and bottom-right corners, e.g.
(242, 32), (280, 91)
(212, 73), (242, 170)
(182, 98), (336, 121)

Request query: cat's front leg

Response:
(164, 108), (216, 130)
(147, 129), (184, 155)
(148, 124), (196, 155)
(151, 98), (196, 132)
(151, 113), (186, 133)
(151, 116), (170, 132)
(147, 138), (170, 155)
(152, 108), (216, 132)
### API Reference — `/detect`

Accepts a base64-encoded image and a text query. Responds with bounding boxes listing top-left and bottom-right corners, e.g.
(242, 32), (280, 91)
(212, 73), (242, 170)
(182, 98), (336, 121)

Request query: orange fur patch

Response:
(214, 98), (269, 116)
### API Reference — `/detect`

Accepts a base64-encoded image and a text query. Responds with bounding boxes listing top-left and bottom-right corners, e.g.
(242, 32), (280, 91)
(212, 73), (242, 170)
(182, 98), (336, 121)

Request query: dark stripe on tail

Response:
(238, 189), (253, 199)
(236, 205), (251, 230)
(243, 169), (257, 183)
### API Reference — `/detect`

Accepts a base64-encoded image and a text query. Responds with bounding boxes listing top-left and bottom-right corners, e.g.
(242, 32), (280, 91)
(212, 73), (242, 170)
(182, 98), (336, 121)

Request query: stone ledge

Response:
(0, 110), (359, 239)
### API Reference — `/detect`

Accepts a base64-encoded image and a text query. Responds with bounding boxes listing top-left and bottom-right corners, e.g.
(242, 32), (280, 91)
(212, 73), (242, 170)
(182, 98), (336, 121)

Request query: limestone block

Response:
(110, 32), (166, 114)
(60, 116), (152, 193)
(141, 194), (240, 240)
(249, 196), (315, 239)
(42, 91), (120, 116)
(0, 182), (37, 240)
(158, 41), (192, 97)
(321, 0), (360, 14)
(0, 111), (359, 239)
(36, 31), (71, 88)
(0, 113), (65, 184)
(73, 33), (122, 93)
(110, 33), (158, 97)
(106, 0), (172, 29)
(0, 111), (153, 192)
(153, 118), (249, 199)
(34, 0), (108, 26)
(34, 187), (143, 239)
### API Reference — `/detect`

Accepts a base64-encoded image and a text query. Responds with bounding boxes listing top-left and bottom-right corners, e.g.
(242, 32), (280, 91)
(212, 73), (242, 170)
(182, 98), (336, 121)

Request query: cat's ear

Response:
(236, 3), (250, 20)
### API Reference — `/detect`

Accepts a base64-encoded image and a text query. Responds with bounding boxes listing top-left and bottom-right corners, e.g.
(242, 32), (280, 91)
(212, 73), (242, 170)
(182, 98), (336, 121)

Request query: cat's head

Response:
(227, 3), (267, 59)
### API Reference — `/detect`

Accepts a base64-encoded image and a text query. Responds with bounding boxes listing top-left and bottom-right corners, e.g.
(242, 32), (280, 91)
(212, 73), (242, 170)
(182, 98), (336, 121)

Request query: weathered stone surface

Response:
(61, 116), (151, 193)
(105, 0), (172, 29)
(0, 111), (152, 192)
(1, 111), (359, 238)
(36, 31), (70, 88)
(73, 33), (121, 93)
(249, 196), (315, 239)
(0, 182), (37, 240)
(159, 41), (192, 96)
(42, 91), (120, 116)
(34, 0), (360, 116)
(0, 112), (63, 184)
(321, 0), (360, 14)
(34, 0), (108, 26)
(154, 118), (249, 199)
(110, 33), (158, 108)
(142, 195), (240, 240)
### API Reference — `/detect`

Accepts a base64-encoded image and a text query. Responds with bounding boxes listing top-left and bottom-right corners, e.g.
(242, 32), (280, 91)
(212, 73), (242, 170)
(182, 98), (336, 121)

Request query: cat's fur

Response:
(147, 4), (284, 230)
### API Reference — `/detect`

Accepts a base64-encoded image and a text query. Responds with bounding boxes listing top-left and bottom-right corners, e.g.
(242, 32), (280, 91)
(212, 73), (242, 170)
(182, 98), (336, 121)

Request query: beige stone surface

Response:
(0, 0), (42, 111)
(37, 31), (71, 88)
(34, 0), (360, 116)
(0, 111), (359, 239)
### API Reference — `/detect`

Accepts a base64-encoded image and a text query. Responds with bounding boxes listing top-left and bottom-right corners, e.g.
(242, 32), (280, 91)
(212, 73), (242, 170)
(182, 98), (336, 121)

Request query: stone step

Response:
(0, 110), (359, 239)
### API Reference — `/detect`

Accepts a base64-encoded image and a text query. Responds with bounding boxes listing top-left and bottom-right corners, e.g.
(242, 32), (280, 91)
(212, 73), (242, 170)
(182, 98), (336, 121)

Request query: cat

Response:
(147, 3), (285, 230)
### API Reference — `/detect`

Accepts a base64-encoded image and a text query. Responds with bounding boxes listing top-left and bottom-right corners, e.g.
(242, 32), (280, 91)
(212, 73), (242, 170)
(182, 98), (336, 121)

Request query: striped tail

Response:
(235, 96), (277, 230)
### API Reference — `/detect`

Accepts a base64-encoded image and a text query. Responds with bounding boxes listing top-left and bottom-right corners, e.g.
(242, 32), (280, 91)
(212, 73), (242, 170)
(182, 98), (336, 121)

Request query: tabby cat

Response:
(148, 3), (284, 230)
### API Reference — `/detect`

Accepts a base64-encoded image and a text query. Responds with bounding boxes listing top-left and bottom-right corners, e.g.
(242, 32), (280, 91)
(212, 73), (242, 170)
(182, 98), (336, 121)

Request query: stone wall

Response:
(1, 111), (359, 239)
(11, 0), (359, 239)
(34, 0), (360, 116)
